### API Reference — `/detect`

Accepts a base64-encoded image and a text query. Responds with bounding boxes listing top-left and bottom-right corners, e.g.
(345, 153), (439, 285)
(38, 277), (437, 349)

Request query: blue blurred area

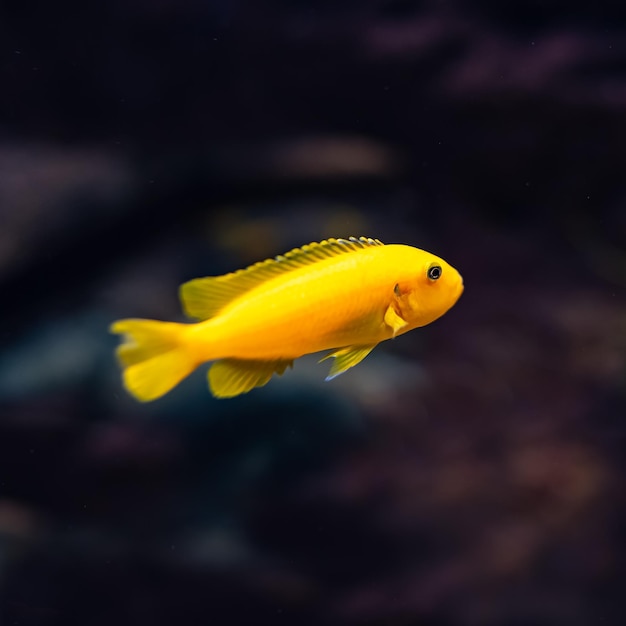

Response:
(1, 1), (626, 625)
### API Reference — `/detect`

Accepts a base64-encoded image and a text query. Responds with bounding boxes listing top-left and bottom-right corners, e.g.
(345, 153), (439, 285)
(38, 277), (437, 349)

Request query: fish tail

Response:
(110, 318), (196, 402)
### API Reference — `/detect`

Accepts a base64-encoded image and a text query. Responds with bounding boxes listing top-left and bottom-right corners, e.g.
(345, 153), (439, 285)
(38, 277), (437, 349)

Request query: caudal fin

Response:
(110, 319), (195, 402)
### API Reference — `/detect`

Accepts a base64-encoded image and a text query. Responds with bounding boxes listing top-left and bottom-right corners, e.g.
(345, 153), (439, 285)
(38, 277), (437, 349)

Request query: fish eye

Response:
(427, 264), (442, 281)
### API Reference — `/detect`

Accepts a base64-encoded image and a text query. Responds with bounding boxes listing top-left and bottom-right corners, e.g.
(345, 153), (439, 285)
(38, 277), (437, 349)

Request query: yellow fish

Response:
(111, 237), (463, 401)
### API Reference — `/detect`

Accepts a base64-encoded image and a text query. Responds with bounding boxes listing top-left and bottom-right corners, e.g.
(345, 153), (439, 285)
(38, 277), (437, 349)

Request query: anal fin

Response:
(208, 358), (293, 398)
(319, 345), (377, 381)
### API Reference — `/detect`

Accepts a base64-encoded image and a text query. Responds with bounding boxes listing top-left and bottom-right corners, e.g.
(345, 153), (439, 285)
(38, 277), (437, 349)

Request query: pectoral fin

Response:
(208, 358), (293, 398)
(384, 304), (408, 337)
(319, 345), (377, 381)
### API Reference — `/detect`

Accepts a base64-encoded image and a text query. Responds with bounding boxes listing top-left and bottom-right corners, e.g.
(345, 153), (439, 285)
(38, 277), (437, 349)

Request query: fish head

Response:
(393, 252), (464, 328)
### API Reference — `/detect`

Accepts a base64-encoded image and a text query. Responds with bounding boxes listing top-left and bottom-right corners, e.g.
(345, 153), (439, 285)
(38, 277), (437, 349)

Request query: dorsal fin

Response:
(180, 236), (384, 321)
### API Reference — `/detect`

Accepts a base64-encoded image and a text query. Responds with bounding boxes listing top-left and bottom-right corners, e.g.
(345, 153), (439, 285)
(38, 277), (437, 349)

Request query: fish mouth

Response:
(456, 276), (464, 299)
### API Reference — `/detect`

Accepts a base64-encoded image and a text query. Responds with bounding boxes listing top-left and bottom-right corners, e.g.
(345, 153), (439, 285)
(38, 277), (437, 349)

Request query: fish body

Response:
(111, 237), (463, 401)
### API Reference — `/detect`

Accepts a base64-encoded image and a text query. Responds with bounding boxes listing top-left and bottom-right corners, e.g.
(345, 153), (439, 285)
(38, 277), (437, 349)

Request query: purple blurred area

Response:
(1, 1), (625, 625)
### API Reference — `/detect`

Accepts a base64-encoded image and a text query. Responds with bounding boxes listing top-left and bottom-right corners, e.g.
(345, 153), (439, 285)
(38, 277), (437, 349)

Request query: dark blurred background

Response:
(1, 1), (625, 624)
